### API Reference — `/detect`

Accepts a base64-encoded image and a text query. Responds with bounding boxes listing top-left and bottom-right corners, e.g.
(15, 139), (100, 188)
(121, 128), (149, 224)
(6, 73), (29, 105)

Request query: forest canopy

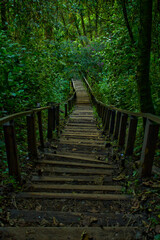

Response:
(0, 0), (160, 116)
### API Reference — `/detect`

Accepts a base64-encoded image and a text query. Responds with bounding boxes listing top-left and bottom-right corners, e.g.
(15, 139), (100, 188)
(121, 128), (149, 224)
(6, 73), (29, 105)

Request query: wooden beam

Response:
(140, 119), (159, 178)
(118, 113), (128, 147)
(3, 121), (21, 181)
(125, 116), (138, 155)
(31, 184), (122, 191)
(27, 114), (38, 160)
(36, 160), (115, 169)
(17, 192), (131, 200)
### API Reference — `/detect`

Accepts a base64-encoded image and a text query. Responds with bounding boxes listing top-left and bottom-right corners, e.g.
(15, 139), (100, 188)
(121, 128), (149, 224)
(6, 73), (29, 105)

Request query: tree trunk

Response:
(87, 9), (92, 40)
(80, 11), (86, 36)
(121, 0), (134, 44)
(136, 0), (155, 114)
(1, 0), (8, 31)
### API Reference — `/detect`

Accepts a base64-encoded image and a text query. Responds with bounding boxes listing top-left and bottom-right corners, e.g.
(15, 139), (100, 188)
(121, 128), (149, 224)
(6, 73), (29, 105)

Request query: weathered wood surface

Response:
(0, 227), (142, 240)
(2, 79), (146, 240)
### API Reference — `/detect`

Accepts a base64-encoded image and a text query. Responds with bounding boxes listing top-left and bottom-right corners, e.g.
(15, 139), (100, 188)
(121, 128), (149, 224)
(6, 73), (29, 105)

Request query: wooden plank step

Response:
(63, 128), (100, 132)
(44, 153), (107, 164)
(32, 175), (112, 183)
(70, 115), (94, 117)
(66, 123), (97, 127)
(17, 192), (131, 200)
(9, 209), (143, 227)
(31, 184), (122, 191)
(59, 141), (105, 147)
(0, 227), (141, 240)
(61, 133), (101, 138)
(36, 167), (113, 175)
(59, 137), (104, 144)
(55, 152), (105, 159)
(36, 160), (115, 169)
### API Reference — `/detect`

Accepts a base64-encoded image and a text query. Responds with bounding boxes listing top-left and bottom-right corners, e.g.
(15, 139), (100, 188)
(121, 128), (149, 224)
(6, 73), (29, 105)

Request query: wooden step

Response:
(2, 227), (141, 240)
(36, 160), (115, 169)
(66, 123), (97, 127)
(31, 184), (122, 192)
(36, 166), (113, 175)
(9, 209), (144, 227)
(44, 153), (106, 163)
(17, 192), (131, 200)
(37, 166), (113, 175)
(59, 141), (105, 147)
(32, 175), (112, 183)
(61, 132), (100, 137)
(59, 138), (104, 145)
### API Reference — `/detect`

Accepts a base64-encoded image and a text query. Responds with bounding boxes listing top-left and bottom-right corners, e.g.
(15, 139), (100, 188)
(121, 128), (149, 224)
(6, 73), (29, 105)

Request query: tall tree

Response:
(136, 0), (155, 114)
(1, 0), (8, 31)
(120, 0), (135, 44)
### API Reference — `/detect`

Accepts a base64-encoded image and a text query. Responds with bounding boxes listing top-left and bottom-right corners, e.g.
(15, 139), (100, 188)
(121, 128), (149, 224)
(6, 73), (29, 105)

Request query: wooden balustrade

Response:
(0, 81), (76, 182)
(82, 75), (160, 178)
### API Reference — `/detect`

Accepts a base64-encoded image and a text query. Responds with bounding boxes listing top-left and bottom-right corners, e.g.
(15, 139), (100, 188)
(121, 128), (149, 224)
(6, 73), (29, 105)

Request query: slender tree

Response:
(136, 0), (155, 114)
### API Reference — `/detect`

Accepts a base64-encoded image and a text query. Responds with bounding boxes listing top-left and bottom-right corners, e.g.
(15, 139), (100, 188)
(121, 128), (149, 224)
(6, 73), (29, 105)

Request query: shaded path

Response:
(0, 79), (145, 240)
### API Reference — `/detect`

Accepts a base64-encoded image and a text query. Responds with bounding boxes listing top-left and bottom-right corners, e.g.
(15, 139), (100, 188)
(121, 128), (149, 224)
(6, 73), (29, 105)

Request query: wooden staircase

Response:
(0, 80), (145, 240)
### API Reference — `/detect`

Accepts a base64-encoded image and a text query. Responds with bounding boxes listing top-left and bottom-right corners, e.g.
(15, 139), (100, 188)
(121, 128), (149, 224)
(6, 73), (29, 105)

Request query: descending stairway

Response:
(0, 80), (145, 240)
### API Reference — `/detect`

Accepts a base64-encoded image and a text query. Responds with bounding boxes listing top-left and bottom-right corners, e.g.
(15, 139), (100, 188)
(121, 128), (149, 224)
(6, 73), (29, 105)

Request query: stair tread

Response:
(36, 160), (115, 169)
(17, 192), (131, 200)
(36, 166), (113, 175)
(30, 184), (122, 191)
(32, 175), (112, 182)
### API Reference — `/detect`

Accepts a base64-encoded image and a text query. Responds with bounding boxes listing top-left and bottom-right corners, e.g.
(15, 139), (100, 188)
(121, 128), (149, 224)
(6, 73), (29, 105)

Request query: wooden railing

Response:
(0, 82), (76, 182)
(83, 75), (160, 178)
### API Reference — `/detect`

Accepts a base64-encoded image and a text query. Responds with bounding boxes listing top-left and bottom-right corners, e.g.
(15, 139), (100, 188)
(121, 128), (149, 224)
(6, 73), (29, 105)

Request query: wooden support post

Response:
(140, 119), (159, 178)
(118, 113), (128, 147)
(113, 111), (121, 140)
(55, 105), (60, 131)
(37, 110), (44, 148)
(97, 103), (101, 117)
(68, 100), (71, 112)
(125, 116), (138, 155)
(109, 110), (116, 135)
(27, 114), (38, 160)
(102, 107), (107, 126)
(65, 103), (68, 117)
(103, 109), (111, 133)
(47, 108), (53, 140)
(3, 121), (21, 181)
(52, 106), (56, 131)
(101, 105), (105, 120)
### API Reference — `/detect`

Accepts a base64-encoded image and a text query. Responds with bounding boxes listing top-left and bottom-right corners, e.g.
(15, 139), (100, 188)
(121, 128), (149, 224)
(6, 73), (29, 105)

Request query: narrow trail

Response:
(1, 80), (145, 240)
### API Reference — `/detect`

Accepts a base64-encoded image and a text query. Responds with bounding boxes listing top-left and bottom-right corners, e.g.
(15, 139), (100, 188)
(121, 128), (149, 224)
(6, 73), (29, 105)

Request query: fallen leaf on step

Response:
(113, 173), (125, 181)
(80, 231), (92, 240)
(36, 204), (42, 211)
(53, 216), (59, 226)
(40, 218), (49, 226)
(72, 148), (77, 151)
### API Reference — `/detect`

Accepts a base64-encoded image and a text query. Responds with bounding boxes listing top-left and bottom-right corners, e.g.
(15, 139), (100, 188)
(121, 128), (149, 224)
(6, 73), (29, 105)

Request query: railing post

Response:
(125, 116), (138, 156)
(47, 107), (53, 140)
(27, 113), (38, 160)
(65, 103), (68, 117)
(102, 106), (107, 126)
(140, 119), (159, 178)
(113, 111), (121, 140)
(36, 104), (44, 148)
(3, 121), (21, 181)
(103, 109), (111, 133)
(52, 106), (56, 131)
(109, 110), (116, 135)
(55, 104), (60, 132)
(118, 113), (128, 147)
